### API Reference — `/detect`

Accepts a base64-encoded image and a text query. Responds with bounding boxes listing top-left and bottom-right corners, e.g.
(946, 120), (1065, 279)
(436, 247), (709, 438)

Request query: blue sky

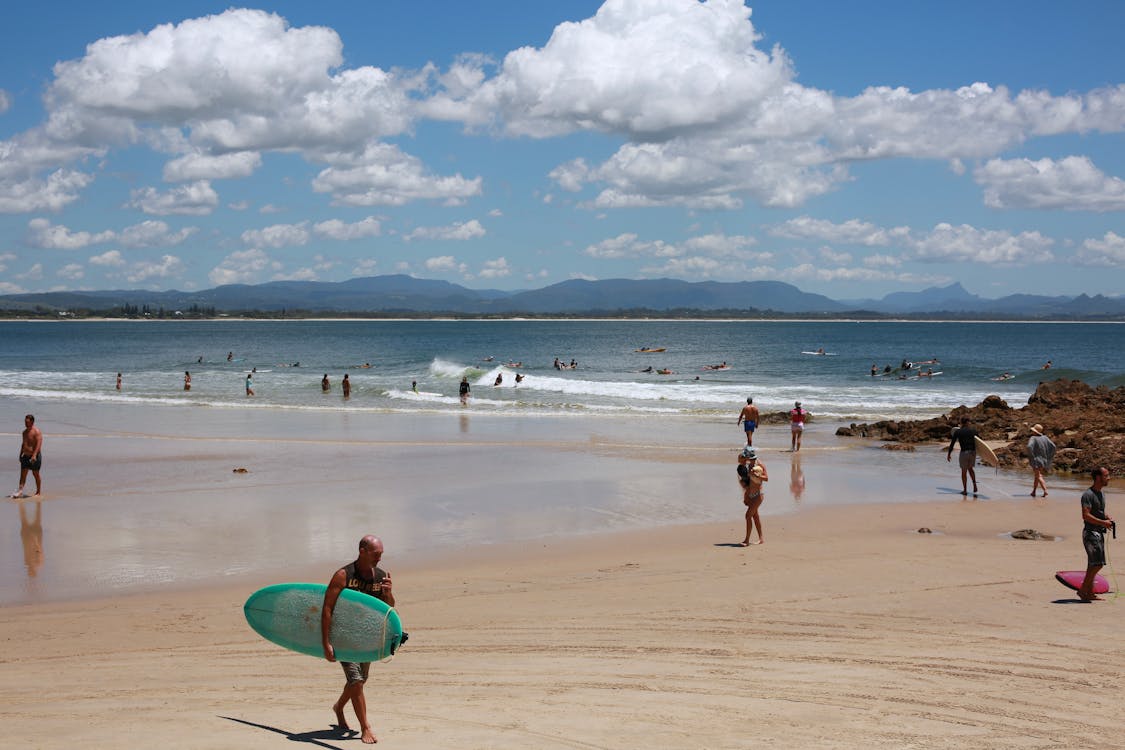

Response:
(1, 0), (1123, 300)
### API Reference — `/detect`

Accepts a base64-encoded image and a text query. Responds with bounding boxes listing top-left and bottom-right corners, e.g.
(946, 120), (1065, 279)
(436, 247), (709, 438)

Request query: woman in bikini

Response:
(736, 446), (768, 546)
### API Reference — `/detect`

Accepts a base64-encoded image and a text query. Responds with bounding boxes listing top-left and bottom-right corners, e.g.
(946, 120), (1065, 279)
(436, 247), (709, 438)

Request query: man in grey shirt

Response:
(1078, 467), (1114, 601)
(1027, 423), (1056, 497)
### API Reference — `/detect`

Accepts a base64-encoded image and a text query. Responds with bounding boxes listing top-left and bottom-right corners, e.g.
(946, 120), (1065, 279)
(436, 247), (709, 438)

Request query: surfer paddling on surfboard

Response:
(946, 416), (979, 496)
(322, 535), (395, 744)
(1078, 468), (1114, 601)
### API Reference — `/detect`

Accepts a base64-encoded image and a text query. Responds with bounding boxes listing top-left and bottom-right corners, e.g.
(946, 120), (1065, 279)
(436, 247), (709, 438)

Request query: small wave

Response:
(429, 358), (485, 379)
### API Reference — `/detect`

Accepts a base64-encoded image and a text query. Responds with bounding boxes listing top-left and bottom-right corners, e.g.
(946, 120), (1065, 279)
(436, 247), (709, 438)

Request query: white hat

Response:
(740, 446), (757, 459)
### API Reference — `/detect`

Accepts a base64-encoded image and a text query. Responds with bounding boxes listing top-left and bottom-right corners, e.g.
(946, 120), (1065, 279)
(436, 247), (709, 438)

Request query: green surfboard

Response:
(243, 582), (405, 662)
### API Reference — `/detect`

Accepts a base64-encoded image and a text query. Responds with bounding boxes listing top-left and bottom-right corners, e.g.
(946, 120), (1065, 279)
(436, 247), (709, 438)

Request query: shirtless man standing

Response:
(737, 398), (759, 446)
(14, 414), (43, 498)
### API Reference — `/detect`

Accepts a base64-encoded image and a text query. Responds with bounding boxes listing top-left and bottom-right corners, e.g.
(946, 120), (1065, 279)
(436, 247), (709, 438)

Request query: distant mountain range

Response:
(2, 277), (1123, 319)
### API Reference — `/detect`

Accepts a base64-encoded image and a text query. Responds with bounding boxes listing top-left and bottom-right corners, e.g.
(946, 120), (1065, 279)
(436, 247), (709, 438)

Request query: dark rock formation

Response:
(836, 379), (1125, 474)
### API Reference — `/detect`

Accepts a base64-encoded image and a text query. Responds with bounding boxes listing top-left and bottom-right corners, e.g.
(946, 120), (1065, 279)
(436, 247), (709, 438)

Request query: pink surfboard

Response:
(1055, 570), (1110, 594)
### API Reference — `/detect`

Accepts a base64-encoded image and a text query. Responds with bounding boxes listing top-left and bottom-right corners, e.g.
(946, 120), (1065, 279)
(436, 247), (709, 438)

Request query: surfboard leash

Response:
(377, 606), (409, 662)
(1108, 522), (1120, 603)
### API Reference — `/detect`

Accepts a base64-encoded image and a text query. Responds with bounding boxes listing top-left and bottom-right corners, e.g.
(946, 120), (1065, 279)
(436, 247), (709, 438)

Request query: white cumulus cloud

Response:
(405, 219), (486, 242)
(241, 222), (310, 249)
(89, 250), (126, 267)
(209, 248), (280, 285)
(908, 223), (1054, 264)
(163, 151), (262, 182)
(1076, 231), (1125, 267)
(118, 220), (197, 248)
(127, 181), (219, 215)
(312, 142), (482, 207)
(125, 254), (184, 283)
(424, 255), (466, 273)
(975, 155), (1125, 212)
(26, 218), (114, 249)
(0, 167), (94, 213)
(352, 258), (378, 276)
(770, 216), (910, 246)
(313, 217), (383, 240)
(478, 257), (511, 279)
(57, 263), (85, 280)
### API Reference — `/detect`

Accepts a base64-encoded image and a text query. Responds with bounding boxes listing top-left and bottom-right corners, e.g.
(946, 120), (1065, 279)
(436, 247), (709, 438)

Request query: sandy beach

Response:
(1, 402), (1122, 748)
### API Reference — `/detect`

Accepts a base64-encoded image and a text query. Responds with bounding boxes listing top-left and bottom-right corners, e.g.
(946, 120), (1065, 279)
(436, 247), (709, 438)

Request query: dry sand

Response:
(3, 493), (1122, 749)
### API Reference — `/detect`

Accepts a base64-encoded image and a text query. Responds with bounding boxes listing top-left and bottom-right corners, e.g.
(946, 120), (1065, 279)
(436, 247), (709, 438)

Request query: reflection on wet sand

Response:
(789, 454), (805, 503)
(19, 500), (43, 578)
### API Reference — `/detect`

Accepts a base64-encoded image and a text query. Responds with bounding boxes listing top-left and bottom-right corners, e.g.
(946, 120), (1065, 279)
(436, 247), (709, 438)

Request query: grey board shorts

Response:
(1083, 529), (1106, 568)
(341, 661), (371, 684)
(958, 450), (976, 471)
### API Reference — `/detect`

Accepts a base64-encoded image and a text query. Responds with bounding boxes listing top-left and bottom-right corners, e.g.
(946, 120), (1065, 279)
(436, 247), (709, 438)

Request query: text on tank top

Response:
(342, 561), (386, 599)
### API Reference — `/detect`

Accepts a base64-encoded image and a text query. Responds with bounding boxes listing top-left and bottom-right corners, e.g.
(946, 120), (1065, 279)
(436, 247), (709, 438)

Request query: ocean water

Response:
(1, 319), (1123, 421)
(3, 318), (1120, 605)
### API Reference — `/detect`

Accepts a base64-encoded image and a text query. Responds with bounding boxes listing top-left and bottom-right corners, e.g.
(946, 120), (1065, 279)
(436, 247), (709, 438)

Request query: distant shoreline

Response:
(3, 315), (1125, 324)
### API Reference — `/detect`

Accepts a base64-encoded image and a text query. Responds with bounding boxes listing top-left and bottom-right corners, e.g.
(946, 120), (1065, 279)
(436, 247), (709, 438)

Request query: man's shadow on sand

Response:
(936, 486), (991, 499)
(220, 716), (358, 747)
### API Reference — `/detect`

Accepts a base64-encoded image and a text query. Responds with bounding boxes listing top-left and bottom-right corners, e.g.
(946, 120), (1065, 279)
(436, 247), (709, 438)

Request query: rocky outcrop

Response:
(835, 379), (1125, 474)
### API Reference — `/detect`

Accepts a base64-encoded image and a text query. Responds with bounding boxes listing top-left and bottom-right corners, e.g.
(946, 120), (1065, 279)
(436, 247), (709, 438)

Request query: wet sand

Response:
(0, 400), (1069, 605)
(1, 400), (1122, 747)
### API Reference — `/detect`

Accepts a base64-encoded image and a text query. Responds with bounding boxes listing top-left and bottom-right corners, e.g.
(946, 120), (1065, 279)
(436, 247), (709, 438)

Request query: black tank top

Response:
(342, 562), (386, 600)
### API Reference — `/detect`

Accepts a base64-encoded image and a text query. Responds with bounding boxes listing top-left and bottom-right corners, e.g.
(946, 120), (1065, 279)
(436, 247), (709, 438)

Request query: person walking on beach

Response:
(946, 416), (979, 496)
(459, 376), (471, 405)
(737, 398), (759, 446)
(736, 446), (768, 546)
(322, 374), (330, 392)
(789, 401), (809, 452)
(13, 414), (43, 498)
(1078, 467), (1113, 601)
(245, 373), (254, 397)
(184, 371), (191, 391)
(322, 535), (395, 744)
(342, 373), (351, 399)
(1027, 423), (1057, 497)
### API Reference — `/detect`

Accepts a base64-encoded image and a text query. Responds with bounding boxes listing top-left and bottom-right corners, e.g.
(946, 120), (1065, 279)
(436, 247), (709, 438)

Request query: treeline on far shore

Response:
(2, 305), (1125, 322)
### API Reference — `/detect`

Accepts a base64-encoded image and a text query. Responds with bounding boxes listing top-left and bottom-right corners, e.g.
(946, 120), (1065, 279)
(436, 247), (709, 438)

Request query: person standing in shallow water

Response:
(1078, 467), (1113, 601)
(342, 374), (351, 399)
(737, 398), (759, 446)
(946, 416), (979, 496)
(789, 401), (809, 452)
(184, 371), (191, 391)
(322, 374), (330, 392)
(322, 535), (395, 744)
(14, 414), (44, 498)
